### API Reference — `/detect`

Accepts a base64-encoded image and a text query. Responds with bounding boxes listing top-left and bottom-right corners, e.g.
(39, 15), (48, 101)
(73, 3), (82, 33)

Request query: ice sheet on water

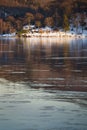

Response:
(0, 78), (87, 130)
(0, 78), (87, 102)
(0, 78), (9, 84)
(0, 78), (20, 87)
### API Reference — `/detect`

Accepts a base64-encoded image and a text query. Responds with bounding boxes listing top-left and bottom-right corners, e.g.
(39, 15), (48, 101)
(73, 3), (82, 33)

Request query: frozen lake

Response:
(0, 37), (87, 130)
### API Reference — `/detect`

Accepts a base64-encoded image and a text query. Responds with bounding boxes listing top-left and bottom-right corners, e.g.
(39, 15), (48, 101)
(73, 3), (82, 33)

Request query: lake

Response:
(0, 37), (87, 130)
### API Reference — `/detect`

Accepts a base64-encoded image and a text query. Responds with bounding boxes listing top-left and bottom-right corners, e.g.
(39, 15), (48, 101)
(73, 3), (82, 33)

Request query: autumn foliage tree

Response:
(0, 0), (87, 33)
(35, 20), (41, 28)
(25, 12), (34, 26)
(44, 17), (54, 27)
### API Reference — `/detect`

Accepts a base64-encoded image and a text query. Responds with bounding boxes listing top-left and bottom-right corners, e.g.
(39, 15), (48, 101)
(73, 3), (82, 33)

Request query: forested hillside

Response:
(0, 0), (52, 7)
(0, 0), (87, 34)
(0, 0), (87, 11)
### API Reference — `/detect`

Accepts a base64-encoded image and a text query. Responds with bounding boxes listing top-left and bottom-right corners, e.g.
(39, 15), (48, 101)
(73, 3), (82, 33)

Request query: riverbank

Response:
(0, 30), (87, 39)
(20, 31), (87, 38)
(0, 34), (16, 39)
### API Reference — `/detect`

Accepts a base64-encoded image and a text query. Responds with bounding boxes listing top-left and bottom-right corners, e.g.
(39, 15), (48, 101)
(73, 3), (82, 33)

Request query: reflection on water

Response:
(0, 37), (87, 91)
(0, 37), (87, 130)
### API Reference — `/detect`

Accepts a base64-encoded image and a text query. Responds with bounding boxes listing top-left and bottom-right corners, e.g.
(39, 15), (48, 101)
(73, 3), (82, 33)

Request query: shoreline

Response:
(0, 36), (87, 39)
(0, 31), (87, 39)
(21, 32), (87, 38)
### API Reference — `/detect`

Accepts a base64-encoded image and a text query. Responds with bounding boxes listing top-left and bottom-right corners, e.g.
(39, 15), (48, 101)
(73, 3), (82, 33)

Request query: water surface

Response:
(0, 37), (87, 130)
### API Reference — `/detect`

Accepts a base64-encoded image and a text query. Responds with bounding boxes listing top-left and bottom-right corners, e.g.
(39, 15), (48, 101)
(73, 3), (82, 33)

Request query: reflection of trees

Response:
(0, 39), (14, 64)
(0, 38), (87, 87)
(24, 38), (87, 88)
(0, 39), (25, 62)
(63, 41), (74, 86)
(0, 39), (26, 81)
(23, 38), (33, 79)
(69, 39), (87, 73)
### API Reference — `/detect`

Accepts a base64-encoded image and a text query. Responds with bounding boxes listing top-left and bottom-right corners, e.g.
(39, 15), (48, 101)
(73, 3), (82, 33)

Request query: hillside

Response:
(0, 0), (87, 17)
(0, 0), (53, 7)
(0, 0), (87, 10)
(0, 0), (87, 34)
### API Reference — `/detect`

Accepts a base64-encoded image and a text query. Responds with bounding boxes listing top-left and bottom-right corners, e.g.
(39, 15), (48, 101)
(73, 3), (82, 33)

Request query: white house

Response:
(23, 25), (35, 30)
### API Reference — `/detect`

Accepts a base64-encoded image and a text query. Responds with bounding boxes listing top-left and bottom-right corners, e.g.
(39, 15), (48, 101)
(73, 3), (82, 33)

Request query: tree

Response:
(53, 10), (62, 27)
(80, 13), (86, 33)
(61, 0), (73, 17)
(0, 19), (3, 34)
(15, 19), (22, 31)
(35, 13), (44, 21)
(6, 21), (12, 33)
(25, 12), (34, 26)
(63, 14), (69, 32)
(6, 16), (15, 27)
(73, 13), (81, 33)
(44, 17), (54, 27)
(35, 20), (41, 28)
